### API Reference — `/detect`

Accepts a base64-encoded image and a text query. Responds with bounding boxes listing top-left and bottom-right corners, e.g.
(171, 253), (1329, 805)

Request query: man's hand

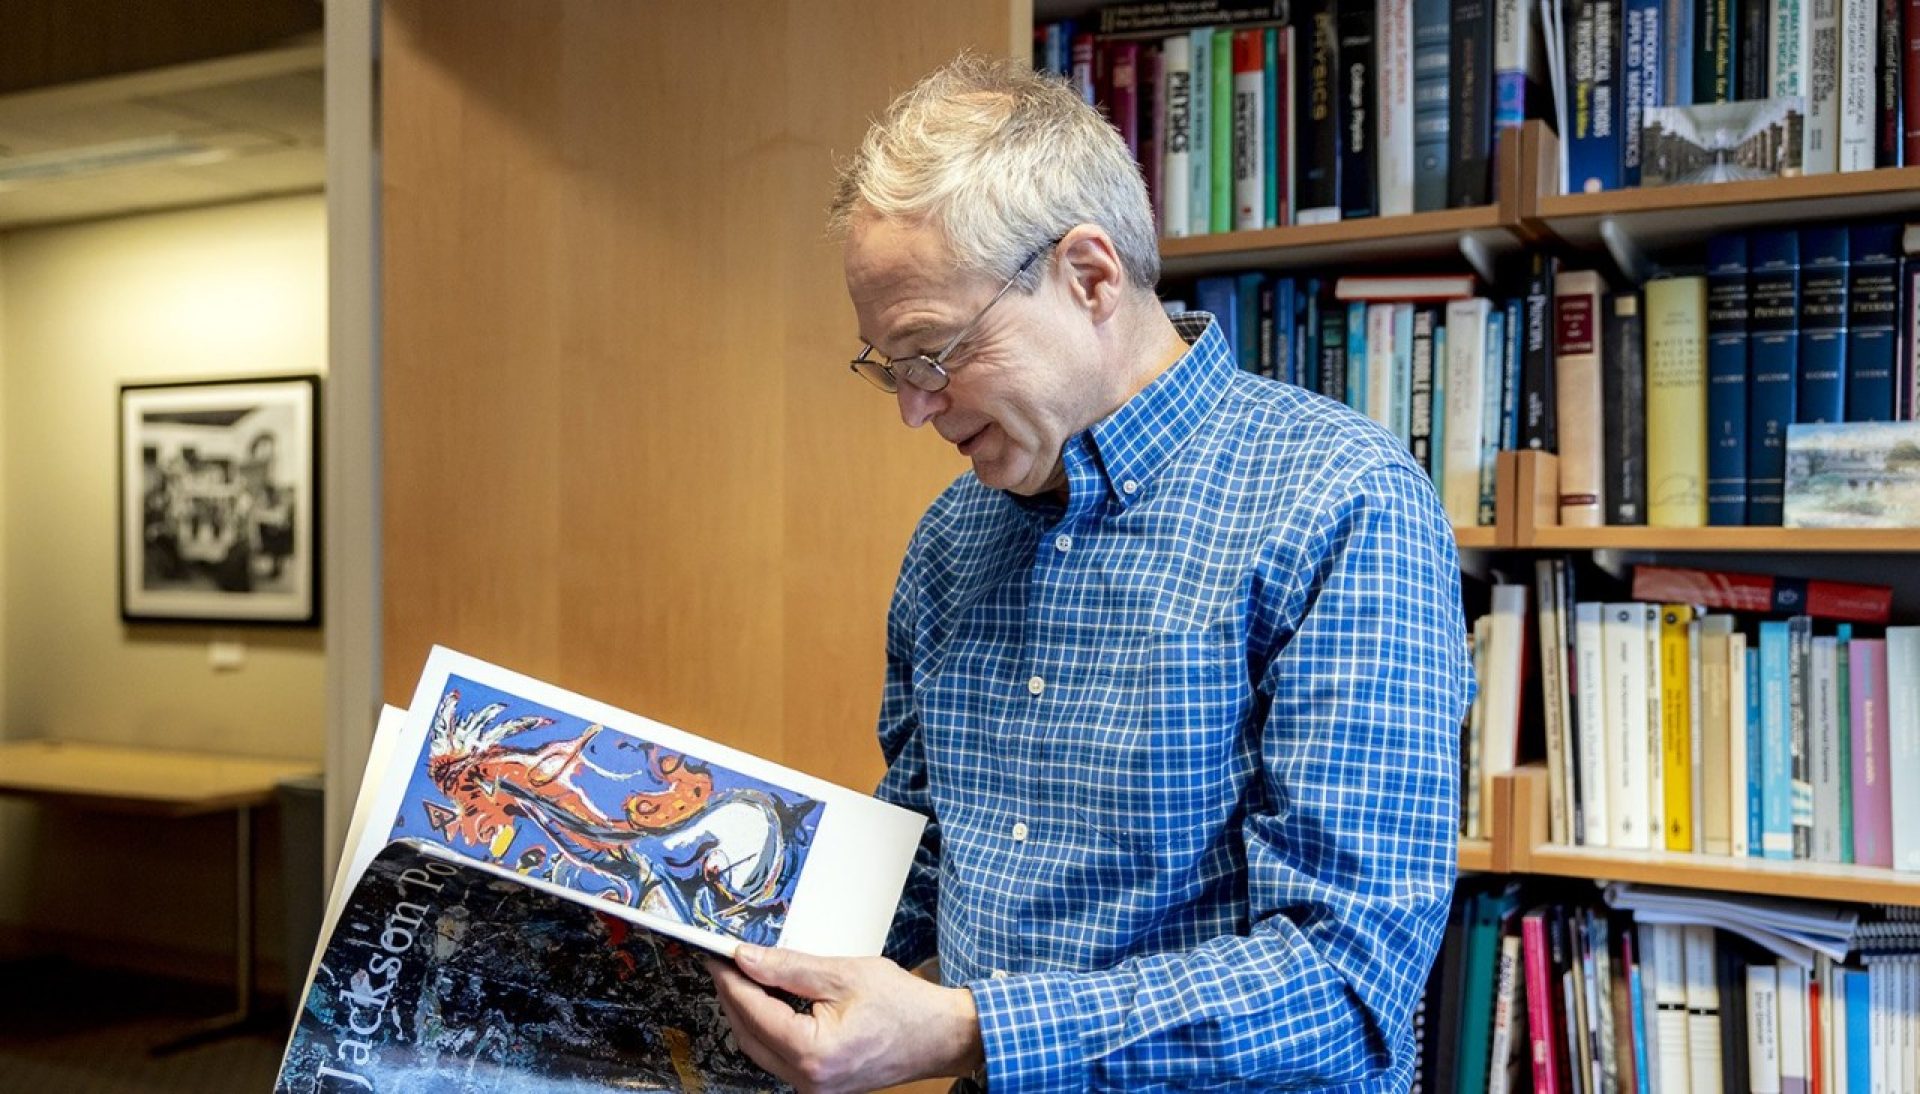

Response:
(706, 944), (984, 1094)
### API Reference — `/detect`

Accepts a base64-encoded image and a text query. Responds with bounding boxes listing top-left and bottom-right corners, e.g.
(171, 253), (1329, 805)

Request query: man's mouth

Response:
(955, 425), (988, 456)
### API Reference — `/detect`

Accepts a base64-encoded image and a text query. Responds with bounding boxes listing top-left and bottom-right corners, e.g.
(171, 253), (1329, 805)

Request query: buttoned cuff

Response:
(965, 971), (1088, 1094)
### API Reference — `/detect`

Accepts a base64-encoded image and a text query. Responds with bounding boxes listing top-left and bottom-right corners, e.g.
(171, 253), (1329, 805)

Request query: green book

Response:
(1210, 27), (1233, 234)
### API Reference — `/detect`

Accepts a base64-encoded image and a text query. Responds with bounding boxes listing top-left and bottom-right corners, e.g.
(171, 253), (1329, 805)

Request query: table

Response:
(0, 738), (320, 1053)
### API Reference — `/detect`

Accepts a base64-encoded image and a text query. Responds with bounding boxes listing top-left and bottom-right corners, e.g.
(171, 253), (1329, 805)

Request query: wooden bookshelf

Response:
(1499, 765), (1920, 907)
(1498, 450), (1920, 552)
(1454, 525), (1498, 550)
(1158, 206), (1511, 277)
(1458, 839), (1495, 873)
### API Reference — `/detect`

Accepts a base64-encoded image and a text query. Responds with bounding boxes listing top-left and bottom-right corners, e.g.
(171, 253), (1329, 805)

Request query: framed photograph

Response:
(119, 375), (321, 625)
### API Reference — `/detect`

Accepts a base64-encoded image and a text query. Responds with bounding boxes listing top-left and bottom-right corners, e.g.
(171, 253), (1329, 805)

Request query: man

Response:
(708, 54), (1471, 1092)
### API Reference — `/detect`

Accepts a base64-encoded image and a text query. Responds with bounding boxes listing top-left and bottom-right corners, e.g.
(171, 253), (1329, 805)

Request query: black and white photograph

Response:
(119, 375), (319, 625)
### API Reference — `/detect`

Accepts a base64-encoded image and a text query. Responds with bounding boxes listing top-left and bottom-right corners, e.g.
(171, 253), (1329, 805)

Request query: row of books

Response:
(1415, 881), (1919, 1094)
(1035, 0), (1537, 234)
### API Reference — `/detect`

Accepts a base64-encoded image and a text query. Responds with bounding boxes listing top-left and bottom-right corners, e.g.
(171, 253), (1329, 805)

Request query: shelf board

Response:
(1454, 525), (1499, 550)
(1158, 206), (1511, 277)
(1531, 166), (1920, 252)
(1524, 843), (1920, 908)
(1459, 839), (1495, 873)
(1521, 525), (1920, 552)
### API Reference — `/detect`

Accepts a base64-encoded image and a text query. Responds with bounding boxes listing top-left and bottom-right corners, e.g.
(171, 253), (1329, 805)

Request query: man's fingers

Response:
(707, 956), (815, 1079)
(732, 942), (840, 999)
(709, 966), (801, 1085)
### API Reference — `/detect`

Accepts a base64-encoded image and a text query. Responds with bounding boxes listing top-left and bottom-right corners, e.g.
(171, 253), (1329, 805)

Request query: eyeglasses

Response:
(849, 239), (1056, 394)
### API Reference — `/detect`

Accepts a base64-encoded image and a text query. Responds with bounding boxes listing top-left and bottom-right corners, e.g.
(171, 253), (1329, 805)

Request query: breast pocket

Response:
(1064, 623), (1258, 859)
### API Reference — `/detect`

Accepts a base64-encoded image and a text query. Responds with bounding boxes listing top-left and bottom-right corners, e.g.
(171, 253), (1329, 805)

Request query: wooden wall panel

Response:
(382, 1), (1022, 794)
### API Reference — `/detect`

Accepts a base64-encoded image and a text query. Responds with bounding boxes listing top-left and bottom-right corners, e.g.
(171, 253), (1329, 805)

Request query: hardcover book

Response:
(1706, 234), (1751, 525)
(273, 648), (925, 1092)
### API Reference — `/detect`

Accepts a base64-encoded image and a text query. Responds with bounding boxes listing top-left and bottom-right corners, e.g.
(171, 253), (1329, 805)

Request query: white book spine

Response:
(1576, 602), (1612, 847)
(1837, 0), (1876, 171)
(1772, 0), (1809, 100)
(1483, 585), (1530, 795)
(1608, 602), (1654, 850)
(1889, 628), (1920, 872)
(1489, 931), (1524, 1094)
(1188, 28), (1214, 236)
(1804, 0), (1842, 174)
(1539, 561), (1573, 844)
(1813, 636), (1843, 863)
(1366, 303), (1397, 429)
(1376, 0), (1415, 216)
(1751, 963), (1784, 1094)
(1646, 603), (1668, 850)
(1730, 632), (1751, 858)
(1685, 926), (1723, 1094)
(1160, 35), (1193, 239)
(1781, 962), (1810, 1094)
(1690, 618), (1705, 853)
(1868, 960), (1884, 1094)
(1902, 958), (1914, 1094)
(1832, 964), (1848, 1094)
(1440, 298), (1490, 524)
(1655, 923), (1694, 1094)
(1232, 50), (1265, 230)
(1280, 26), (1297, 224)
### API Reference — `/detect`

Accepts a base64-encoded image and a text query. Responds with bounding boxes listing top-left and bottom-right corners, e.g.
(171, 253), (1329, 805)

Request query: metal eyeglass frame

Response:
(848, 238), (1057, 394)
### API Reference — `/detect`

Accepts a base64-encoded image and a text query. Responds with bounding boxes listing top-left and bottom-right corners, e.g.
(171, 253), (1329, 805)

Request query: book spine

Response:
(1773, 0), (1810, 107)
(1880, 0), (1904, 164)
(1889, 627), (1920, 872)
(1499, 297), (1523, 451)
(1761, 619), (1795, 859)
(1409, 306), (1438, 471)
(1685, 926), (1725, 1094)
(1906, 0), (1920, 164)
(1812, 635), (1844, 863)
(1705, 234), (1751, 525)
(1838, 0), (1877, 170)
(1366, 302), (1397, 428)
(1521, 251), (1558, 451)
(1111, 41), (1143, 160)
(1652, 923), (1692, 1094)
(1749, 645), (1765, 858)
(1142, 42), (1166, 229)
(1554, 270), (1608, 526)
(1576, 603), (1612, 846)
(1623, 0), (1654, 185)
(1233, 29), (1268, 231)
(1264, 27), (1281, 227)
(1297, 0), (1343, 221)
(1450, 0), (1496, 204)
(1837, 626), (1853, 863)
(1806, 0), (1842, 173)
(1412, 0), (1452, 210)
(1789, 615), (1815, 860)
(1670, 0), (1699, 101)
(1608, 602), (1655, 849)
(1750, 964), (1783, 1093)
(1730, 631), (1751, 856)
(1347, 300), (1369, 411)
(1526, 911), (1566, 1094)
(1746, 230), (1801, 525)
(1660, 605), (1695, 851)
(1189, 28), (1214, 235)
(1211, 28), (1235, 233)
(1742, 0), (1775, 97)
(1644, 277), (1709, 528)
(1161, 35), (1194, 238)
(1602, 291), (1649, 525)
(1477, 306), (1508, 525)
(1795, 225), (1850, 424)
(1317, 292), (1349, 400)
(1845, 222), (1900, 421)
(1396, 302), (1418, 445)
(1701, 619), (1735, 855)
(1851, 637), (1893, 868)
(1072, 31), (1098, 103)
(1569, 0), (1617, 191)
(1097, 0), (1288, 34)
(1377, 0), (1415, 215)
(1337, 0), (1379, 218)
(1443, 298), (1493, 523)
(1695, 0), (1737, 101)
(1779, 963), (1809, 1094)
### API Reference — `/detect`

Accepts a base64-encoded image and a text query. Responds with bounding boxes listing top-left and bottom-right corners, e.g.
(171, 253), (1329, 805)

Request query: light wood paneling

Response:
(382, 2), (1019, 798)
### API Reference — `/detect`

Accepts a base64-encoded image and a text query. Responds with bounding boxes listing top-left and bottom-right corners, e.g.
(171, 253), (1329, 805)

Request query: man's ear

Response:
(1054, 225), (1127, 324)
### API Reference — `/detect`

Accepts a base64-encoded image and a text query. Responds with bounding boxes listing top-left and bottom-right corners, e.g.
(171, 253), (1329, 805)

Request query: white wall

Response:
(0, 192), (327, 978)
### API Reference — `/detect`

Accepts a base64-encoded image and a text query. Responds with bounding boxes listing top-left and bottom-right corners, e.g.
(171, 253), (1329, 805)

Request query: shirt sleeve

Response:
(874, 550), (944, 971)
(965, 460), (1471, 1091)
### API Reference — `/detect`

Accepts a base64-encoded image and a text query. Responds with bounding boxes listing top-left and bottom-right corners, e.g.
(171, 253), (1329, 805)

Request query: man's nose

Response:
(897, 382), (946, 429)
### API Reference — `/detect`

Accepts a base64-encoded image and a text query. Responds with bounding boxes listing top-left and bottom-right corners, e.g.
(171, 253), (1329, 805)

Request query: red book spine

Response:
(1523, 911), (1563, 1094)
(1140, 41), (1165, 236)
(1630, 564), (1894, 625)
(1109, 41), (1141, 159)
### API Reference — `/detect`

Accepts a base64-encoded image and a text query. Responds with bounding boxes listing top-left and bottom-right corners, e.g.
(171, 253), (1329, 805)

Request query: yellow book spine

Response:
(1661, 603), (1694, 850)
(1644, 276), (1709, 527)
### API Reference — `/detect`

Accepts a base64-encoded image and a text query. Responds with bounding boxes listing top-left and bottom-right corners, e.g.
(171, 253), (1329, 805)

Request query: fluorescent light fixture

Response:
(0, 135), (236, 192)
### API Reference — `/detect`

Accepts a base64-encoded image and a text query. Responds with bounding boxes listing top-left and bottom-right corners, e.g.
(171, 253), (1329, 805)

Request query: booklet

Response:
(274, 646), (926, 1092)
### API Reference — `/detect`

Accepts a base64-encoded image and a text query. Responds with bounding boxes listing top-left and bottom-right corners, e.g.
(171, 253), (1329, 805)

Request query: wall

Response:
(0, 192), (327, 978)
(381, 2), (1026, 797)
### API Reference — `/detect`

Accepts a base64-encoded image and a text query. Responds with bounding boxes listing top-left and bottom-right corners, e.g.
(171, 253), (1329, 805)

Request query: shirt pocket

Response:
(1063, 623), (1257, 860)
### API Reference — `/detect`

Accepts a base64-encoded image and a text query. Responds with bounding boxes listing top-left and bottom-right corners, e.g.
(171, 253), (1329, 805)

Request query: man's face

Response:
(845, 218), (1099, 497)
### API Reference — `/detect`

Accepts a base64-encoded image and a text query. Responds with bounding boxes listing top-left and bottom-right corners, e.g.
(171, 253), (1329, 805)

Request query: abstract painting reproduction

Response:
(1784, 421), (1920, 528)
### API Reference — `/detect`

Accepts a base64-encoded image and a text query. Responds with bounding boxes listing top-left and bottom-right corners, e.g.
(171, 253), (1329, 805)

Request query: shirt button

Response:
(992, 969), (1009, 980)
(1053, 533), (1072, 552)
(1011, 821), (1029, 842)
(1121, 479), (1139, 495)
(1026, 675), (1045, 696)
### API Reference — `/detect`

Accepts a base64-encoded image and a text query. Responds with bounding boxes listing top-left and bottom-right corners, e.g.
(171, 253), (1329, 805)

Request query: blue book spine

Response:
(1190, 28), (1214, 236)
(1796, 225), (1849, 424)
(1706, 233), (1750, 525)
(1264, 26), (1280, 228)
(1845, 967), (1871, 1093)
(1274, 276), (1297, 382)
(1847, 223), (1901, 421)
(1760, 620), (1793, 860)
(1567, 0), (1624, 192)
(1499, 297), (1524, 451)
(1665, 0), (1694, 104)
(1346, 301), (1369, 412)
(1412, 0), (1451, 211)
(1392, 303), (1415, 445)
(1622, 0), (1660, 185)
(1629, 937), (1651, 1094)
(1477, 307), (1507, 525)
(1195, 275), (1239, 360)
(1430, 324), (1447, 492)
(1237, 272), (1268, 376)
(1300, 279), (1323, 390)
(1747, 645), (1763, 856)
(1746, 230), (1800, 524)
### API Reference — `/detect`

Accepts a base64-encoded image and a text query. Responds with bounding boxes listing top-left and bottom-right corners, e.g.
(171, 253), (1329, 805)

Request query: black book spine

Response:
(1716, 934), (1752, 1094)
(1521, 252), (1559, 451)
(1316, 296), (1348, 401)
(1601, 291), (1647, 525)
(1693, 0), (1734, 102)
(1409, 307), (1438, 472)
(1738, 0), (1770, 99)
(1297, 0), (1343, 216)
(1879, 0), (1905, 166)
(1447, 0), (1494, 206)
(1258, 281), (1279, 380)
(1336, 0), (1378, 218)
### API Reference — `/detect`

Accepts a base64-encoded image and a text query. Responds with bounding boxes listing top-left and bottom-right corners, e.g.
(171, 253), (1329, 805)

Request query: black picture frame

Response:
(118, 374), (321, 625)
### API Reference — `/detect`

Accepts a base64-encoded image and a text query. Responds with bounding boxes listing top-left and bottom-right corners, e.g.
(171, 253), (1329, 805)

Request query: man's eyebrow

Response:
(863, 321), (945, 352)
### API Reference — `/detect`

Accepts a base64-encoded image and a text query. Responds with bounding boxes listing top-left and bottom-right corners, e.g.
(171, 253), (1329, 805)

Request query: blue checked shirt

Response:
(874, 314), (1471, 1092)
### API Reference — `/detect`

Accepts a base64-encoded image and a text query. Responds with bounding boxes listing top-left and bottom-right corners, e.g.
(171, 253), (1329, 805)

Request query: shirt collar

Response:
(1083, 312), (1233, 510)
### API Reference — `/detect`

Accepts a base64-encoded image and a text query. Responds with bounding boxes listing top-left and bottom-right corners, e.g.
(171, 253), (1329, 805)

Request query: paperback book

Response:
(273, 647), (926, 1092)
